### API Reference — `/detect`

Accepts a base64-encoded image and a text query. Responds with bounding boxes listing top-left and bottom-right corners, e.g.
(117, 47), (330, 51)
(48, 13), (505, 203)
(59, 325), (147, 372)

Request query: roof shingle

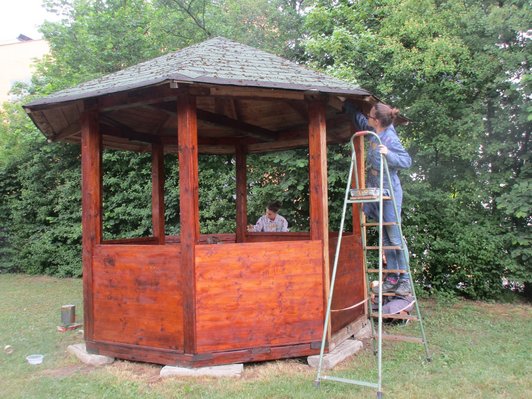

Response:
(27, 37), (369, 106)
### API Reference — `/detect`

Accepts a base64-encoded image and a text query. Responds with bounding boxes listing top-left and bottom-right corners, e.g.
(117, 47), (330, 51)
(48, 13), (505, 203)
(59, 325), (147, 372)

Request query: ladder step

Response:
(376, 334), (424, 344)
(371, 313), (418, 321)
(363, 222), (397, 227)
(365, 245), (402, 250)
(349, 196), (391, 203)
(367, 269), (409, 274)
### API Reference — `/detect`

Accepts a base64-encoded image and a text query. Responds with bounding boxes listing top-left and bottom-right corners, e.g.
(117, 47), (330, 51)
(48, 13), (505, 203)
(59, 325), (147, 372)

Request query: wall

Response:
(0, 39), (48, 103)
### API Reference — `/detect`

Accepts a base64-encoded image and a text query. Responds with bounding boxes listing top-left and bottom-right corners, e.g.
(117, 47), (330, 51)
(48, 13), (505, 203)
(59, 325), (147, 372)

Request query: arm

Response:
(249, 216), (265, 232)
(280, 216), (289, 232)
(381, 134), (412, 170)
(344, 101), (373, 132)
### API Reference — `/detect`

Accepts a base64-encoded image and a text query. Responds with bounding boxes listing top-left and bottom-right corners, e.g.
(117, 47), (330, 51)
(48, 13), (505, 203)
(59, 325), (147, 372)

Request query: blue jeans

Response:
(365, 200), (410, 280)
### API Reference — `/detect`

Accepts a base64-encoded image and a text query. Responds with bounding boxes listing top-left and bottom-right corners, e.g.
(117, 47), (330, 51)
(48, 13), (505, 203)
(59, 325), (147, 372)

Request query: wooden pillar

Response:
(235, 145), (248, 243)
(352, 133), (365, 236)
(81, 107), (102, 342)
(151, 141), (165, 244)
(353, 133), (367, 313)
(307, 99), (330, 337)
(177, 91), (199, 354)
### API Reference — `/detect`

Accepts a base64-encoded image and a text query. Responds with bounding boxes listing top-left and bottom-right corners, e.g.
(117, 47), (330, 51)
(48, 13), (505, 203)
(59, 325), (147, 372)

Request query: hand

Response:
(247, 224), (254, 232)
(378, 144), (389, 155)
(343, 101), (356, 114)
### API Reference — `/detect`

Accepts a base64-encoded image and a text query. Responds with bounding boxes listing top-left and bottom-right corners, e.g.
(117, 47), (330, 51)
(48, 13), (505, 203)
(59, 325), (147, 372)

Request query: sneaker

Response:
(372, 276), (398, 294)
(395, 279), (411, 296)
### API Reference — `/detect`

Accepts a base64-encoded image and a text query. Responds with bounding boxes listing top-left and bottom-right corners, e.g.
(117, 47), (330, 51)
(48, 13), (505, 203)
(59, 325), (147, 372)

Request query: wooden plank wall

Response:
(194, 241), (323, 353)
(245, 232), (310, 243)
(328, 234), (366, 332)
(92, 245), (184, 351)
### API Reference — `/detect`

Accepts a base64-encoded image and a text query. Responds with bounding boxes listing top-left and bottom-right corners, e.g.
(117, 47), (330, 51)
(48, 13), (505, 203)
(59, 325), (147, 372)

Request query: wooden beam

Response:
(152, 142), (165, 244)
(197, 109), (277, 142)
(98, 85), (179, 112)
(52, 123), (81, 141)
(147, 102), (276, 142)
(308, 100), (330, 341)
(80, 107), (102, 342)
(284, 100), (308, 120)
(178, 91), (200, 354)
(99, 116), (160, 144)
(235, 145), (248, 243)
(209, 86), (305, 100)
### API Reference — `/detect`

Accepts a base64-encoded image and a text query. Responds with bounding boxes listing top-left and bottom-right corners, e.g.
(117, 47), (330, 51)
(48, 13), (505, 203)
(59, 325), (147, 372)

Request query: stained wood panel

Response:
(245, 232), (310, 242)
(195, 241), (324, 353)
(151, 142), (165, 243)
(92, 245), (183, 350)
(328, 234), (366, 332)
(177, 91), (200, 354)
(235, 145), (247, 243)
(308, 100), (330, 340)
(81, 109), (101, 341)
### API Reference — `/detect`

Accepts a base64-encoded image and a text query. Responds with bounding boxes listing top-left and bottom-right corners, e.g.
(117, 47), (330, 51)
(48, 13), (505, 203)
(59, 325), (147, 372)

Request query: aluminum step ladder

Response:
(314, 131), (431, 398)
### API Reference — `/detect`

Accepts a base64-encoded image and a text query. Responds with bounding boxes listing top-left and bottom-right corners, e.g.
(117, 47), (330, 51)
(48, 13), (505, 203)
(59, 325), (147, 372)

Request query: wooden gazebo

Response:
(24, 37), (375, 367)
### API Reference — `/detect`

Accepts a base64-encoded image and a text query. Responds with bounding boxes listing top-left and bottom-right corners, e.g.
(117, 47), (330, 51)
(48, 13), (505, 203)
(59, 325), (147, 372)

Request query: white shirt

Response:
(251, 214), (288, 232)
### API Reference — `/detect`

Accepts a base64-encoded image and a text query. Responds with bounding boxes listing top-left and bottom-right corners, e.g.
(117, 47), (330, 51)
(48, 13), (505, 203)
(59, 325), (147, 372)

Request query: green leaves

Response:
(304, 0), (532, 298)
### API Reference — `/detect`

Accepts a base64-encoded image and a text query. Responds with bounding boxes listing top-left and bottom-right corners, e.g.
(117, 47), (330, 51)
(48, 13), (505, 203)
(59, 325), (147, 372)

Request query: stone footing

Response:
(67, 343), (115, 366)
(307, 339), (363, 370)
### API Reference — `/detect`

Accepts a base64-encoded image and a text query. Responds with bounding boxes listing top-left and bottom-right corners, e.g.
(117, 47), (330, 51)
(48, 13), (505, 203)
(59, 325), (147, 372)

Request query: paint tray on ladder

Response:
(349, 188), (390, 199)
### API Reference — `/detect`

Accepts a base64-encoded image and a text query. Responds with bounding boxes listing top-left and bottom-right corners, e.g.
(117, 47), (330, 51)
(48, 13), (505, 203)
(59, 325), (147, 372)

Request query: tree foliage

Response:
(0, 0), (529, 299)
(304, 0), (531, 298)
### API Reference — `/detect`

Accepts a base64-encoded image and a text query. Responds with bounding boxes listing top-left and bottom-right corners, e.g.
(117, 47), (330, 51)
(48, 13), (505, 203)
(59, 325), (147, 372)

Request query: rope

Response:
(331, 297), (369, 312)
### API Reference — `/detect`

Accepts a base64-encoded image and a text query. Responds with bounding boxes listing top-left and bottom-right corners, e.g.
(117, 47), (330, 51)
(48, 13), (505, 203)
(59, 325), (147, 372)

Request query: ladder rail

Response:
(315, 131), (431, 397)
(381, 155), (431, 359)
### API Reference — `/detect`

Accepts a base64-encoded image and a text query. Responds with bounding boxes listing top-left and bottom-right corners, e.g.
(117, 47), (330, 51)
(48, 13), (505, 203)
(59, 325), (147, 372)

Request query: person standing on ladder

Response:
(344, 102), (412, 296)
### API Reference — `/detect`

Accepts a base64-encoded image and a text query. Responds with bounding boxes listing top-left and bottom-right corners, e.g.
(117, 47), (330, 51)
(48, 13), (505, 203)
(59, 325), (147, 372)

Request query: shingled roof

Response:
(26, 37), (370, 107)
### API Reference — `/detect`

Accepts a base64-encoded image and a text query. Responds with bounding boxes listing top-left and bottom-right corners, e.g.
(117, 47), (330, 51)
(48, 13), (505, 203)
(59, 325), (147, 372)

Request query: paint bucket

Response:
(61, 304), (76, 326)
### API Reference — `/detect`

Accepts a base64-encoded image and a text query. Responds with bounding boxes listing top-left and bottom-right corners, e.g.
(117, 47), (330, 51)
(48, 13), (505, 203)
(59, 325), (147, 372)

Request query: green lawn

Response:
(0, 274), (530, 399)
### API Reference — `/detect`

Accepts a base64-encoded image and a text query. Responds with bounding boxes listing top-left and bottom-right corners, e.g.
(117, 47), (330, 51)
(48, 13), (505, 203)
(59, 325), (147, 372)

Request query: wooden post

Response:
(307, 99), (330, 339)
(151, 141), (165, 244)
(177, 91), (199, 354)
(81, 107), (102, 342)
(352, 133), (366, 315)
(352, 132), (365, 237)
(235, 145), (248, 243)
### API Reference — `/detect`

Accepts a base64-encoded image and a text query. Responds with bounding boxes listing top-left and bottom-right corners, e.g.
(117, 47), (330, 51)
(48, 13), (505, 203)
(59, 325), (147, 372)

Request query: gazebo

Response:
(24, 37), (376, 367)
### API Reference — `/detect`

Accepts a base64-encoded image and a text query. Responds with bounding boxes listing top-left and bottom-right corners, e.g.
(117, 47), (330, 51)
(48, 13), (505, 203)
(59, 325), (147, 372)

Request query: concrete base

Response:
(307, 339), (363, 370)
(354, 322), (373, 340)
(160, 363), (244, 378)
(67, 343), (114, 366)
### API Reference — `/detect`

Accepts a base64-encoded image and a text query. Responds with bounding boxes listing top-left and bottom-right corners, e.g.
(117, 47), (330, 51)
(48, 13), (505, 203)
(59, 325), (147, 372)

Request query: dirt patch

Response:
(107, 359), (162, 384)
(40, 363), (94, 378)
(242, 358), (312, 380)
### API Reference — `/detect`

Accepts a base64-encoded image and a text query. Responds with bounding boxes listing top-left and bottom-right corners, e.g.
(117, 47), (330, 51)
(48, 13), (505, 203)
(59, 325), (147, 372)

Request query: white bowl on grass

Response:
(26, 354), (44, 365)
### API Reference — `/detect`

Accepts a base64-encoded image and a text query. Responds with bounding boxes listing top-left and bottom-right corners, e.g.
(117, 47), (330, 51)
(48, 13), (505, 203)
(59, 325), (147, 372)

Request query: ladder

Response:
(314, 131), (431, 398)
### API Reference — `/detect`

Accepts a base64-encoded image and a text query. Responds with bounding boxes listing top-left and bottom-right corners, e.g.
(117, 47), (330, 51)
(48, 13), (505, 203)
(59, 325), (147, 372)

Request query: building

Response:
(0, 35), (48, 103)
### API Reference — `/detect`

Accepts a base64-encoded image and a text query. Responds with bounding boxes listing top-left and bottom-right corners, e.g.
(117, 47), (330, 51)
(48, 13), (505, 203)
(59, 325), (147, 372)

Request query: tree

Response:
(0, 0), (306, 276)
(304, 0), (531, 298)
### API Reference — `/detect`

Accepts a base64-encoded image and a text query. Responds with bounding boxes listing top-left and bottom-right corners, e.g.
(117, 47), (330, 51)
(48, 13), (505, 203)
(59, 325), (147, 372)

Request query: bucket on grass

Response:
(61, 304), (76, 326)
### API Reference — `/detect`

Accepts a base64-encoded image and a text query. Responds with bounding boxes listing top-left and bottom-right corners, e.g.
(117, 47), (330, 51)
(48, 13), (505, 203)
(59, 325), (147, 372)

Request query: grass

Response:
(0, 274), (530, 399)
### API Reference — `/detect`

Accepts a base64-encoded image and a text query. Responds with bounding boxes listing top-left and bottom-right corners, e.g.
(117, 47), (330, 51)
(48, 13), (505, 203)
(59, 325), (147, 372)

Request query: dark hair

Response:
(373, 103), (400, 127)
(267, 201), (281, 213)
